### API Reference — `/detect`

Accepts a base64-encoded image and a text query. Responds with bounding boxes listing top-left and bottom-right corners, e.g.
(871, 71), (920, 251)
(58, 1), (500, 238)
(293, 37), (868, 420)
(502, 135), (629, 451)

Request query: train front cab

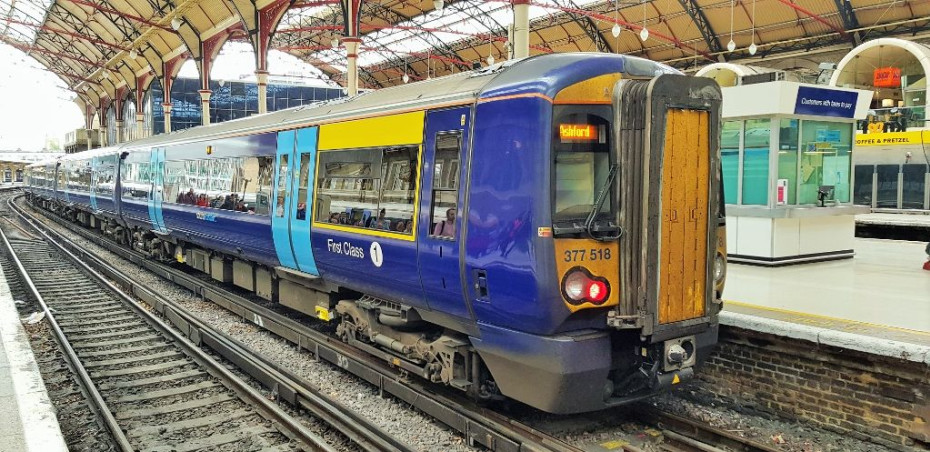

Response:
(468, 70), (727, 414)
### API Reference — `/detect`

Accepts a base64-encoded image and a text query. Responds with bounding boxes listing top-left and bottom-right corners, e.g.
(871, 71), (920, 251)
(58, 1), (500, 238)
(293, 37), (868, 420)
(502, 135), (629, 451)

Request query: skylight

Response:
(0, 0), (54, 43)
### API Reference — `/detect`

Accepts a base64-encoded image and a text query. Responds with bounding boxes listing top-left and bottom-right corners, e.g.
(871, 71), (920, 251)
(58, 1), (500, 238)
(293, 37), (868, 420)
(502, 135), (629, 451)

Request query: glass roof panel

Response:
(0, 0), (54, 43)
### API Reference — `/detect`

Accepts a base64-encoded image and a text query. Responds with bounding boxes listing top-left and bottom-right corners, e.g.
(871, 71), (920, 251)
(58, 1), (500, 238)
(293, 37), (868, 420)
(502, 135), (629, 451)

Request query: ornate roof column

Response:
(341, 0), (362, 96)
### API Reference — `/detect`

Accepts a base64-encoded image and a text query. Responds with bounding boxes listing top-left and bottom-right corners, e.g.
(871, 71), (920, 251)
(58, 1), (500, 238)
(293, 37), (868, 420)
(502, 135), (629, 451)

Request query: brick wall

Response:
(695, 326), (930, 450)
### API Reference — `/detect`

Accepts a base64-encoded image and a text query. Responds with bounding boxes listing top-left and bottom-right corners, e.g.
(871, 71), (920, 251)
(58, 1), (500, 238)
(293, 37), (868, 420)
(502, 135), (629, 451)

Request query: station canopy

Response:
(1, 0), (928, 100)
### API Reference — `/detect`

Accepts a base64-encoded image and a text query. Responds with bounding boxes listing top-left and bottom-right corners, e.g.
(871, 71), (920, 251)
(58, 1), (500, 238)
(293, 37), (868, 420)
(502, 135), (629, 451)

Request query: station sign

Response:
(794, 86), (858, 118)
(873, 67), (901, 88)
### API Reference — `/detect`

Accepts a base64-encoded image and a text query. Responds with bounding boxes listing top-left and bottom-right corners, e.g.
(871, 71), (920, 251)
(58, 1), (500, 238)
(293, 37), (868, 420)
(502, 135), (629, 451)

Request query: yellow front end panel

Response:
(659, 109), (710, 324)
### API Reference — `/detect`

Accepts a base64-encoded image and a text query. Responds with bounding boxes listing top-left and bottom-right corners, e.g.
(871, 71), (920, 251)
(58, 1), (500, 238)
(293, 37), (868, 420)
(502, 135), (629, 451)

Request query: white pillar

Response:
(115, 120), (124, 144)
(163, 103), (172, 133)
(199, 90), (212, 126)
(256, 70), (269, 114)
(136, 113), (144, 140)
(344, 39), (360, 97)
(512, 0), (530, 59)
(86, 129), (93, 150)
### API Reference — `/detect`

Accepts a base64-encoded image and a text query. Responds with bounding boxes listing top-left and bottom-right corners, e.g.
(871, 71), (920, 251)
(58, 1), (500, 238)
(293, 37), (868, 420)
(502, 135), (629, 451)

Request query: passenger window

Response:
(295, 153), (310, 221)
(158, 156), (273, 215)
(429, 133), (460, 240)
(276, 154), (289, 217)
(121, 162), (151, 199)
(315, 145), (417, 234)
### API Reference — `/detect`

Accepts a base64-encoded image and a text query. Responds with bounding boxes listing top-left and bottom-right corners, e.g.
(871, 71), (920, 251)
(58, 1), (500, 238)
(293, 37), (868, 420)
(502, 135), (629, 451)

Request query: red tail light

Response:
(561, 267), (611, 305)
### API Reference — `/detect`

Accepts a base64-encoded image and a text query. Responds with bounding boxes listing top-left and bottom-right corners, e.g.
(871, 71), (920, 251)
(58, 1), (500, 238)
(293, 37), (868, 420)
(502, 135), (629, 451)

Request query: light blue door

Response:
(272, 131), (298, 269)
(291, 128), (318, 275)
(271, 129), (320, 275)
(89, 157), (98, 211)
(148, 148), (167, 233)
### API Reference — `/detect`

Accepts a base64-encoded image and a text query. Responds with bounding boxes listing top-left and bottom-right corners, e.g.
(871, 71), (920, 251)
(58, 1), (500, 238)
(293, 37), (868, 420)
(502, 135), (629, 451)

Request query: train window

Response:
(551, 106), (613, 224)
(121, 162), (152, 199)
(295, 153), (311, 220)
(94, 156), (116, 197)
(429, 133), (461, 239)
(315, 145), (417, 234)
(276, 154), (289, 217)
(160, 156), (274, 215)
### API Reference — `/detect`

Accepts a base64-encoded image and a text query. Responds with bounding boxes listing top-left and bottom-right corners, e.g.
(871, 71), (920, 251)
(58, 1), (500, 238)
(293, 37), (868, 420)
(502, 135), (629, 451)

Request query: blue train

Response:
(26, 53), (727, 414)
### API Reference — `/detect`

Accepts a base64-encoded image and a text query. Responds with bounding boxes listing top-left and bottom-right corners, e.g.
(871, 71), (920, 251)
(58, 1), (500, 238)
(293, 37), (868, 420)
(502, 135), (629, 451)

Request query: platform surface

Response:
(723, 238), (930, 349)
(856, 212), (930, 228)
(0, 264), (67, 452)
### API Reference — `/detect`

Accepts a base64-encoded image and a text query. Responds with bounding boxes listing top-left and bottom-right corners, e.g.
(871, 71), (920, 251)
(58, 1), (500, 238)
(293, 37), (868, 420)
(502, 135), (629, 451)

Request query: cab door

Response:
(271, 128), (320, 275)
(147, 148), (167, 233)
(417, 107), (472, 320)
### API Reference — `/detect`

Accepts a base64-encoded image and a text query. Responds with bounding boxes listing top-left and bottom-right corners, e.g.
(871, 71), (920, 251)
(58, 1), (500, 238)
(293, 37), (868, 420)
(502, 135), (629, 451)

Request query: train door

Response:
(417, 107), (472, 320)
(89, 157), (99, 211)
(147, 148), (167, 233)
(271, 129), (320, 275)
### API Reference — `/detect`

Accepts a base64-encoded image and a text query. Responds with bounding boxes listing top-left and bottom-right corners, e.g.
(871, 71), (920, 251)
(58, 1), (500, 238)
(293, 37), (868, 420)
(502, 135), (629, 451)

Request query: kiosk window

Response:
(721, 121), (741, 204)
(741, 118), (770, 206)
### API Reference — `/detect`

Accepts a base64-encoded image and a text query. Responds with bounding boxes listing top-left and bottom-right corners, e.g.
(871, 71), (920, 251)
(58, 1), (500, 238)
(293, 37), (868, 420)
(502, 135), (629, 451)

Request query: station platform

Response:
(722, 238), (930, 361)
(856, 212), (930, 229)
(0, 265), (67, 451)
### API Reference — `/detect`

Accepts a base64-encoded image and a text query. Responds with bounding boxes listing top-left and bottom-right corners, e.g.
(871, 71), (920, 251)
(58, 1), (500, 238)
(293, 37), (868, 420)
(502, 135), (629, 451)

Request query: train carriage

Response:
(25, 52), (727, 414)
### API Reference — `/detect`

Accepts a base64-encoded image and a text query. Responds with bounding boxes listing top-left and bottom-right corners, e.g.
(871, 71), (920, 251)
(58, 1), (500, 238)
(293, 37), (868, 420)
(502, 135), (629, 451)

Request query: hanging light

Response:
(331, 38), (339, 49)
(433, 0), (444, 11)
(727, 0), (735, 53)
(129, 48), (138, 59)
(748, 0), (757, 56)
(639, 28), (649, 41)
(611, 23), (622, 38)
(171, 17), (182, 30)
(487, 55), (495, 65)
(402, 73), (409, 83)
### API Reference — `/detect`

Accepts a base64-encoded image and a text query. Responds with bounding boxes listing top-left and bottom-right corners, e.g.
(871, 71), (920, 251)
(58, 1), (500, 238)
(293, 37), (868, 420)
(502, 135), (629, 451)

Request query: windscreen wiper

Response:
(583, 163), (622, 242)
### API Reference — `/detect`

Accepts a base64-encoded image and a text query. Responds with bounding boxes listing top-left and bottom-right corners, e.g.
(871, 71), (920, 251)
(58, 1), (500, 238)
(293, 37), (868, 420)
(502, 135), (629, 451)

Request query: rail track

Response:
(17, 190), (784, 452)
(1, 190), (409, 452)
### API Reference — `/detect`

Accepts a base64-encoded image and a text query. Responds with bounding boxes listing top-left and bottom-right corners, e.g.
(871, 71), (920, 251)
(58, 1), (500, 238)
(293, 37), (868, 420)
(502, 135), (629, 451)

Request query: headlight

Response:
(561, 267), (611, 305)
(713, 253), (726, 283)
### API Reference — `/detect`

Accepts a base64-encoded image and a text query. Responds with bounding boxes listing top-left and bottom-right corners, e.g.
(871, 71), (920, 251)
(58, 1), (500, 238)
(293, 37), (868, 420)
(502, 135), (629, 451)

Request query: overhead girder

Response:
(676, 0), (724, 59)
(361, 2), (472, 73)
(549, 0), (609, 53)
(367, 0), (510, 79)
(831, 0), (861, 45)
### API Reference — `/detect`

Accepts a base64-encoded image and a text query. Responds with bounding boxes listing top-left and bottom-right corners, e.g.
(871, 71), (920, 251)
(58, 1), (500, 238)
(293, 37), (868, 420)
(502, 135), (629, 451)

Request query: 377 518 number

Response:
(563, 248), (612, 262)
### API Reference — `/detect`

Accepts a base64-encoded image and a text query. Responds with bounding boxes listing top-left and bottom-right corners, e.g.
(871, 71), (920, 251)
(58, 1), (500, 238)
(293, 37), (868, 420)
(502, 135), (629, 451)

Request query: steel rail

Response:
(0, 219), (135, 452)
(5, 196), (339, 452)
(18, 194), (582, 452)
(640, 407), (783, 452)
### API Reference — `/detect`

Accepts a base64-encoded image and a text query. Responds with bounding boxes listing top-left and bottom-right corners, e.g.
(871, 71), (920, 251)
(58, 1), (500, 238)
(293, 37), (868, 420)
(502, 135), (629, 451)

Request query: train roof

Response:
(59, 53), (677, 161)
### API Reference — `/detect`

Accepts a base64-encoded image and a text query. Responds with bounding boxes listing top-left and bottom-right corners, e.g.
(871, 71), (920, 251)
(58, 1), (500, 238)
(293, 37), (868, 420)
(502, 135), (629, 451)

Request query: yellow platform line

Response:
(723, 299), (930, 338)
